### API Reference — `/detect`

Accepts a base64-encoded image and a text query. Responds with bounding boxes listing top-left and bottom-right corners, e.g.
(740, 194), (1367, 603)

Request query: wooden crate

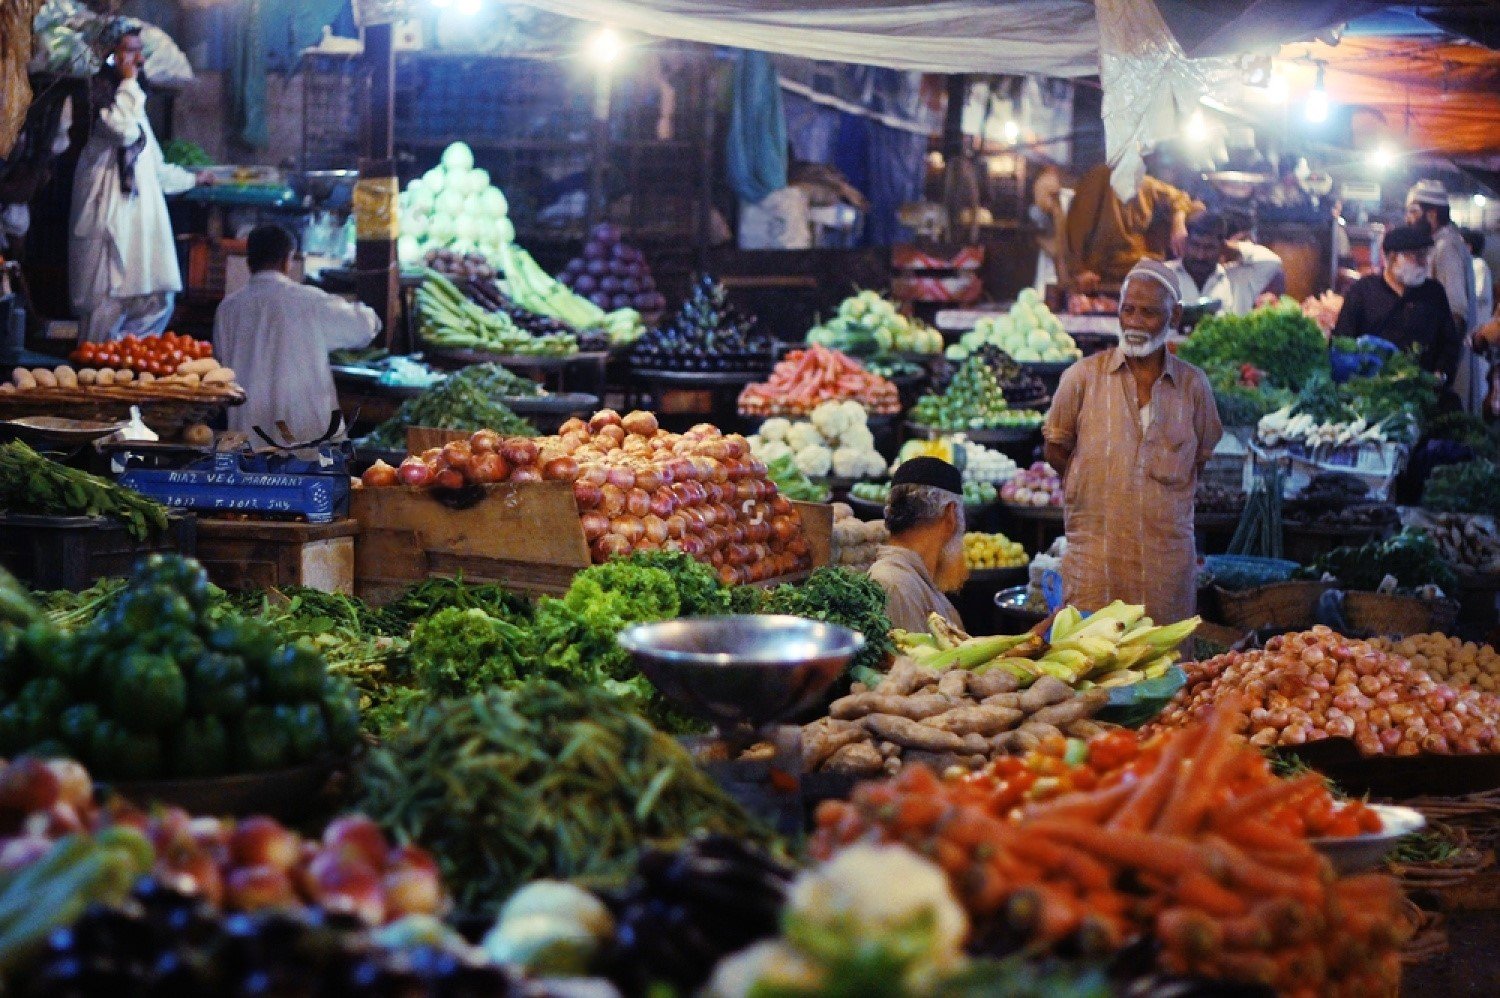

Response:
(351, 480), (831, 603)
(194, 519), (359, 594)
(351, 480), (591, 603)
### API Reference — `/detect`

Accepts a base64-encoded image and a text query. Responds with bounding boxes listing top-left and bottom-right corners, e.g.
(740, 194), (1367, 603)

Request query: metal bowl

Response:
(1310, 804), (1426, 874)
(616, 615), (864, 727)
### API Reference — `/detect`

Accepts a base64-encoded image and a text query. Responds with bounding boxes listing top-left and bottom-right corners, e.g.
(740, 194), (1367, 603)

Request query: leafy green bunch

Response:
(1179, 300), (1329, 390)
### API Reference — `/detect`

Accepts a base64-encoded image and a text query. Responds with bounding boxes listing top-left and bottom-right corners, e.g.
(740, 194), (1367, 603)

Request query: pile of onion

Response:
(1156, 625), (1500, 756)
(359, 409), (812, 584)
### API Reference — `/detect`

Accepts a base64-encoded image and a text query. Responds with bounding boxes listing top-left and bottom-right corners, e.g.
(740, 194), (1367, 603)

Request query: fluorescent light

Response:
(1183, 109), (1210, 145)
(1002, 119), (1019, 144)
(1305, 66), (1329, 123)
(1366, 144), (1395, 171)
(1265, 73), (1288, 103)
(1475, 194), (1489, 207)
(585, 26), (624, 67)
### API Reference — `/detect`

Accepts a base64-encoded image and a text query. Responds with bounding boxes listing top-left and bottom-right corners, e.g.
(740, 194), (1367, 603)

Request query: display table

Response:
(429, 348), (609, 399)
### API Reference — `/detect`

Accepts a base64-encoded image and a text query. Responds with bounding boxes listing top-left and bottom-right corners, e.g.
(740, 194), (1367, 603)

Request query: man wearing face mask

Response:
(1043, 259), (1223, 624)
(1331, 225), (1461, 384)
(868, 457), (969, 633)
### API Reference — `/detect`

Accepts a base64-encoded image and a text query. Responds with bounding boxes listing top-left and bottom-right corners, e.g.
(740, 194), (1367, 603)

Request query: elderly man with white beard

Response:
(1042, 259), (1223, 624)
(868, 457), (970, 633)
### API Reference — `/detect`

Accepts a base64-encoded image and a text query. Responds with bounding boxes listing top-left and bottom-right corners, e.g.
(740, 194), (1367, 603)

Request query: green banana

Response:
(1119, 616), (1201, 652)
(1049, 606), (1083, 642)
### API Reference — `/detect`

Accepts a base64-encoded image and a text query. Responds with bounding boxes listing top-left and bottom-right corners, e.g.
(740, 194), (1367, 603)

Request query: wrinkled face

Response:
(1117, 277), (1177, 357)
(113, 34), (144, 74)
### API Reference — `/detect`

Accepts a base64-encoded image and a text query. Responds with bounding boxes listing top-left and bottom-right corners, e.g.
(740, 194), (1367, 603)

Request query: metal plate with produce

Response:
(1309, 804), (1426, 874)
(0, 416), (126, 444)
(428, 348), (607, 370)
(500, 392), (600, 415)
(632, 368), (768, 387)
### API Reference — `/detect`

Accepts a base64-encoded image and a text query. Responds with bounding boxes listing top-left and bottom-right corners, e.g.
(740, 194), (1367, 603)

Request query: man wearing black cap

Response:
(1331, 225), (1461, 383)
(868, 457), (968, 633)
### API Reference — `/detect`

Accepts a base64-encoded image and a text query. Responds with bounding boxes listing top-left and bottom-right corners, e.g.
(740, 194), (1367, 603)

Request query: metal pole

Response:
(355, 22), (400, 349)
(587, 69), (611, 236)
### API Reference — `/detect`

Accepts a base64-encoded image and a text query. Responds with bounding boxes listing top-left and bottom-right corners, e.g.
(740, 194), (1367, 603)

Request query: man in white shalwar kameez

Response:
(214, 225), (380, 444)
(69, 24), (199, 344)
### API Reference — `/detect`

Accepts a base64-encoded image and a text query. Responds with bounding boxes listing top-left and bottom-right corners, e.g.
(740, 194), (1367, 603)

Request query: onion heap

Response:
(1156, 626), (1500, 756)
(362, 409), (812, 584)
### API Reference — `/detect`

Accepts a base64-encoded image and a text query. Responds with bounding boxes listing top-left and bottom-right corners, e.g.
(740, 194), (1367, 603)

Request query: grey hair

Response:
(1121, 271), (1180, 307)
(885, 483), (962, 536)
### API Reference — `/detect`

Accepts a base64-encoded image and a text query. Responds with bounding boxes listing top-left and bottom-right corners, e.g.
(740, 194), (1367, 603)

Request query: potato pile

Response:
(743, 663), (1113, 777)
(2, 358), (238, 394)
(830, 502), (887, 571)
(1370, 633), (1500, 693)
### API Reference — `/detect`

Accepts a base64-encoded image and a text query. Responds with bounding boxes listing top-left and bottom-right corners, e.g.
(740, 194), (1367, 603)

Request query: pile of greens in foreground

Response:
(1177, 298), (1327, 427)
(357, 680), (764, 912)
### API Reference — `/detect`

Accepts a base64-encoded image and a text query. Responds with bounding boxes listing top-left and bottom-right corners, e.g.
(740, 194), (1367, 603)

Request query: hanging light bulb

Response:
(585, 26), (624, 68)
(1183, 109), (1210, 145)
(1002, 119), (1019, 144)
(1265, 72), (1288, 103)
(455, 0), (481, 13)
(1366, 143), (1396, 171)
(1475, 194), (1489, 208)
(1305, 65), (1329, 124)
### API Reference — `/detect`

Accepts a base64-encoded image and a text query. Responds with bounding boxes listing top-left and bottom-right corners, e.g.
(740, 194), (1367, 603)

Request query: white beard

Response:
(1117, 328), (1169, 358)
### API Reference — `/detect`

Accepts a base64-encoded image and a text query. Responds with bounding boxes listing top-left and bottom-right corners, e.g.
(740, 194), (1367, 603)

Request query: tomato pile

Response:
(71, 332), (215, 376)
(944, 727), (1382, 839)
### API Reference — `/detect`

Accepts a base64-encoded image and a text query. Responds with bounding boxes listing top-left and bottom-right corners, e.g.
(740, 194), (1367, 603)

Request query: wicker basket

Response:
(1214, 580), (1332, 631)
(1343, 590), (1461, 637)
(0, 385), (244, 437)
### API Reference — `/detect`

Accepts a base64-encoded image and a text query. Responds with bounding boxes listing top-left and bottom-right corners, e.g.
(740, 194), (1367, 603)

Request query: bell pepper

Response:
(235, 706), (292, 772)
(17, 676), (69, 717)
(278, 703), (328, 762)
(262, 643), (327, 704)
(188, 651), (249, 717)
(321, 682), (363, 751)
(58, 703), (103, 757)
(170, 716), (229, 777)
(113, 584), (194, 635)
(109, 652), (187, 733)
(91, 720), (163, 780)
(133, 554), (212, 611)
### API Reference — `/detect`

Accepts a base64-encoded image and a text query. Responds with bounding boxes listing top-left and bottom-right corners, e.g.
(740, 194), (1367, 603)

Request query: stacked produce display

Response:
(358, 363), (537, 452)
(949, 290), (1080, 364)
(1000, 461), (1064, 508)
(805, 290), (944, 357)
(738, 346), (900, 417)
(851, 478), (997, 508)
(748, 402), (886, 481)
(909, 355), (1046, 433)
(629, 275), (772, 374)
(415, 270), (578, 356)
(892, 436), (1019, 485)
(558, 223), (667, 317)
(397, 141), (515, 264)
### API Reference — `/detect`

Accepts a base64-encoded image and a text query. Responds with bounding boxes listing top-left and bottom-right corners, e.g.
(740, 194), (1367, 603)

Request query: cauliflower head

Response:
(756, 439), (793, 465)
(758, 417), (792, 443)
(793, 443), (833, 478)
(808, 401), (852, 439)
(785, 421), (825, 453)
(839, 424), (876, 452)
(859, 452), (889, 479)
(831, 446), (867, 479)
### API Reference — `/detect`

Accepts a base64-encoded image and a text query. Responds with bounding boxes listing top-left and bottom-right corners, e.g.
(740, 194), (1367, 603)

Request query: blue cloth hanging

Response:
(726, 50), (787, 204)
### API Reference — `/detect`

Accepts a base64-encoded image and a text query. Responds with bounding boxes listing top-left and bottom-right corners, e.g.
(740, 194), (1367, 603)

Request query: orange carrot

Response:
(1005, 836), (1113, 891)
(1153, 699), (1246, 835)
(1156, 906), (1223, 960)
(1173, 869), (1249, 918)
(1203, 835), (1323, 905)
(1005, 883), (1083, 942)
(1021, 781), (1135, 824)
(1027, 820), (1204, 879)
(1217, 771), (1324, 824)
(1214, 816), (1306, 855)
(1215, 908), (1275, 949)
(1108, 727), (1203, 832)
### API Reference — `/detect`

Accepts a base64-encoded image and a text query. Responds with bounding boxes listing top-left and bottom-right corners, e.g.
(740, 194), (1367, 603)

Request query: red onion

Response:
(397, 458), (433, 487)
(665, 514), (686, 539)
(468, 453), (508, 484)
(469, 429), (500, 453)
(589, 409), (623, 432)
(510, 467), (542, 484)
(501, 438), (539, 468)
(580, 512), (611, 540)
(606, 466), (636, 490)
(642, 514), (669, 545)
(649, 489), (676, 519)
(542, 457), (580, 482)
(613, 516), (646, 544)
(573, 481), (604, 510)
(592, 534), (632, 561)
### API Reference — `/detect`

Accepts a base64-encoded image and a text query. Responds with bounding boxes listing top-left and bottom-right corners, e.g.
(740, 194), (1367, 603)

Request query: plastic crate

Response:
(0, 512), (196, 591)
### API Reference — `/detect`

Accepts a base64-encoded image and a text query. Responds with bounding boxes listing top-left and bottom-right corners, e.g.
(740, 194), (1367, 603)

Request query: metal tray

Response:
(1311, 804), (1426, 874)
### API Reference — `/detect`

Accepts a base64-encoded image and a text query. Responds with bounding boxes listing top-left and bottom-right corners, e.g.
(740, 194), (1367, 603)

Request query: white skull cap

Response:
(1406, 179), (1449, 208)
(1121, 258), (1182, 306)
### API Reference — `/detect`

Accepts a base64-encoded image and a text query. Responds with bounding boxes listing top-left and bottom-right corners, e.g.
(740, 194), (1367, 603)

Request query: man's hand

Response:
(1170, 211), (1189, 258)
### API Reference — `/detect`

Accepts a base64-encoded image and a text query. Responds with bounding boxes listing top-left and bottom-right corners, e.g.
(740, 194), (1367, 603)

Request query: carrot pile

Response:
(1157, 626), (1500, 755)
(811, 698), (1410, 996)
(946, 727), (1383, 839)
(737, 346), (900, 416)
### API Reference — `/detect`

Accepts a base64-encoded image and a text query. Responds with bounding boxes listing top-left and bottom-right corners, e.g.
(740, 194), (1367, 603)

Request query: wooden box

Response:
(195, 518), (359, 594)
(351, 479), (832, 604)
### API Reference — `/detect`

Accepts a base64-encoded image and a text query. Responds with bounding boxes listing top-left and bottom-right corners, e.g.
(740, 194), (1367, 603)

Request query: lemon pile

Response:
(964, 532), (1027, 570)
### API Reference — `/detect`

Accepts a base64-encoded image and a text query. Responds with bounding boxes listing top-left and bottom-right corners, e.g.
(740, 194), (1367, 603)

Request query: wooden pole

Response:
(355, 22), (400, 349)
(586, 69), (611, 236)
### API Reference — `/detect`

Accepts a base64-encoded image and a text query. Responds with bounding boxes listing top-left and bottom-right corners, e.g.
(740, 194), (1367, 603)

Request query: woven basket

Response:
(0, 385), (244, 437)
(1214, 580), (1332, 631)
(1343, 590), (1461, 637)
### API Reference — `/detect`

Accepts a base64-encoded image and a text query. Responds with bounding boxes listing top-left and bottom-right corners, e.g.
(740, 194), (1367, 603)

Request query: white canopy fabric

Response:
(515, 0), (1103, 77)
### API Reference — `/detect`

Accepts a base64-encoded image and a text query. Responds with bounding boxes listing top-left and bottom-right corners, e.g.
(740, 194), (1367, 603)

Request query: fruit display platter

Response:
(632, 368), (770, 387)
(331, 366), (438, 399)
(111, 759), (339, 823)
(904, 420), (1042, 444)
(427, 347), (610, 370)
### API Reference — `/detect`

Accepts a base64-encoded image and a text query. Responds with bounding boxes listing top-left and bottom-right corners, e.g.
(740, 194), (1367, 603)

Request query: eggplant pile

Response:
(603, 834), (792, 993)
(12, 878), (521, 997)
(461, 277), (610, 352)
(629, 275), (773, 373)
(560, 224), (667, 315)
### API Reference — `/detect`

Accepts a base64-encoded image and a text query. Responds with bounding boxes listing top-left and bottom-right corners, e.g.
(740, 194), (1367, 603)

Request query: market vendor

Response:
(1043, 259), (1223, 624)
(69, 20), (206, 343)
(1330, 225), (1461, 384)
(868, 457), (968, 633)
(1064, 160), (1201, 288)
(1167, 212), (1282, 316)
(214, 225), (380, 443)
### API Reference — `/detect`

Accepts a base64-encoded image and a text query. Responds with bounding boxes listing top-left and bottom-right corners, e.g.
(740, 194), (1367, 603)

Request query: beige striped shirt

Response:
(1043, 348), (1222, 624)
